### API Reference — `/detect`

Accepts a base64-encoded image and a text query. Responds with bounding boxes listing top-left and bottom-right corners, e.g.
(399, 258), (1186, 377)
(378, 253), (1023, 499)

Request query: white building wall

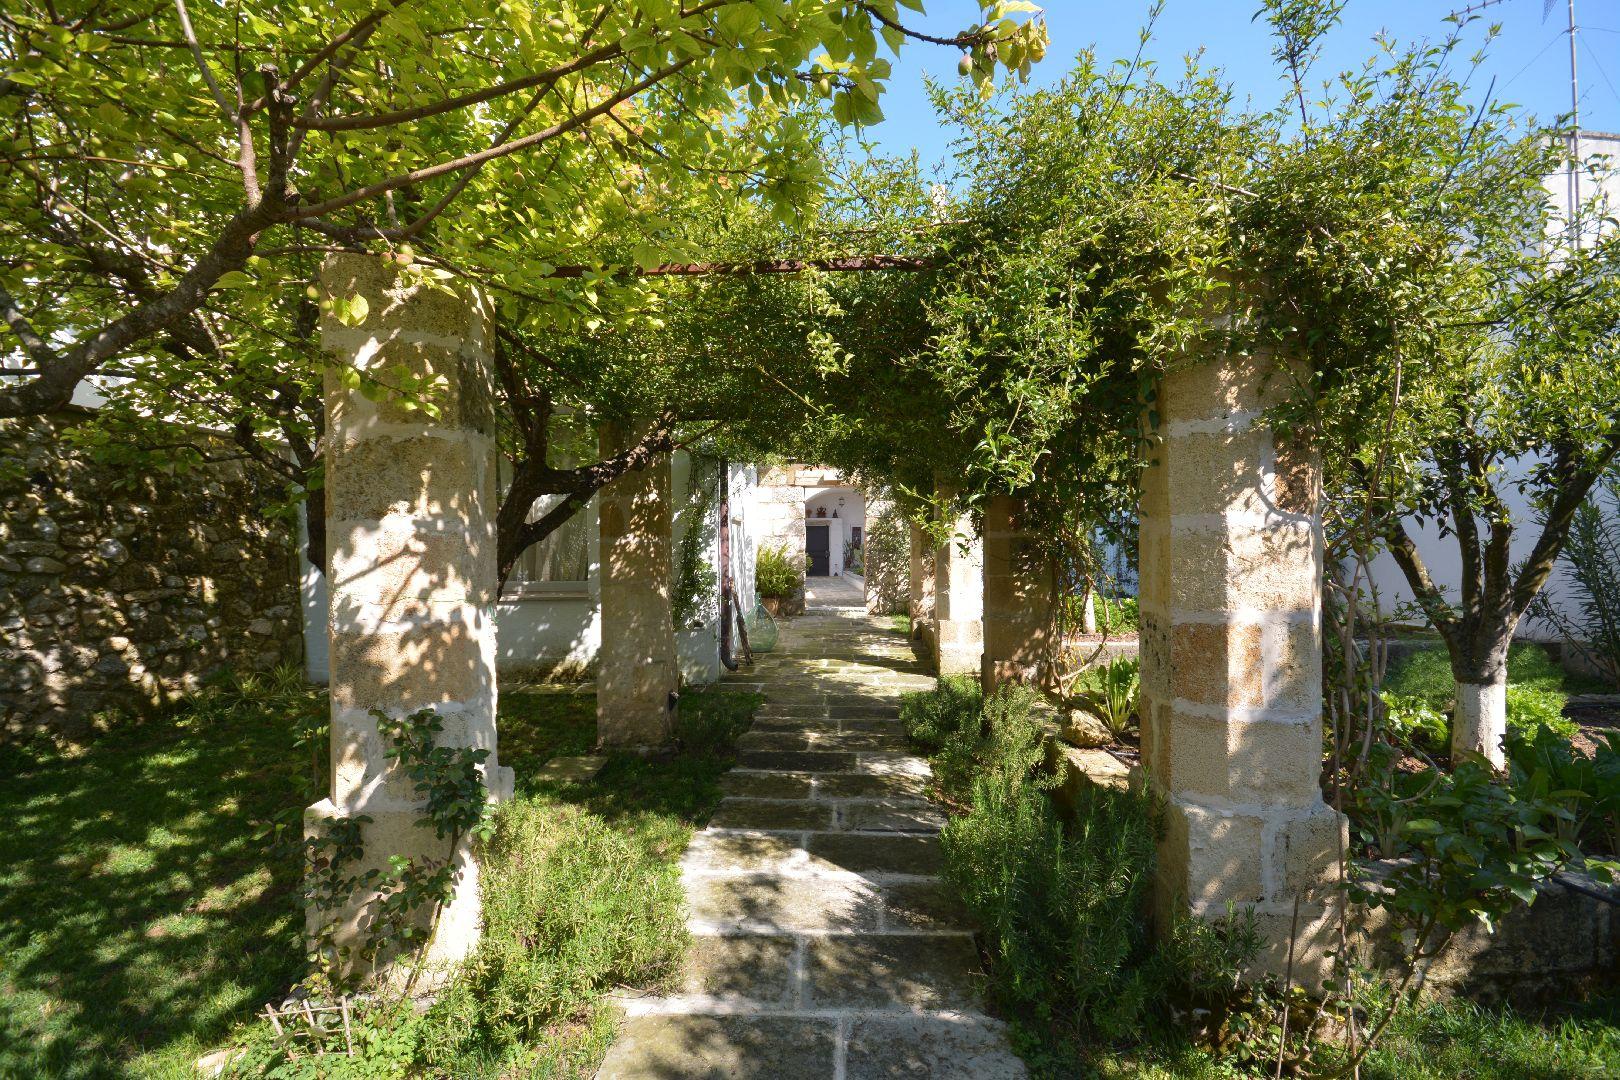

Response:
(302, 457), (763, 685)
(805, 486), (865, 577)
(1365, 133), (1618, 643)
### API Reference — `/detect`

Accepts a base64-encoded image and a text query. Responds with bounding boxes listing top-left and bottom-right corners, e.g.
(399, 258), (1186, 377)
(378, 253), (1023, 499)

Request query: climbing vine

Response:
(302, 708), (492, 995)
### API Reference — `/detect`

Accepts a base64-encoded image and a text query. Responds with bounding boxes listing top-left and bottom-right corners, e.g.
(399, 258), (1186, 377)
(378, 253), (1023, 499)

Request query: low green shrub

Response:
(754, 543), (802, 599)
(414, 800), (688, 1071)
(1507, 683), (1579, 739)
(1508, 724), (1620, 857)
(1384, 643), (1566, 701)
(1061, 593), (1139, 634)
(1381, 692), (1451, 753)
(901, 681), (1257, 1075)
(1100, 596), (1140, 634)
(898, 674), (982, 754)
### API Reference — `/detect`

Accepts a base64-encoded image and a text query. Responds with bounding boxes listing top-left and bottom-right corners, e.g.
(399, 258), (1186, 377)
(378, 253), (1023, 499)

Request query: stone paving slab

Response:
(844, 1016), (1027, 1079)
(598, 594), (1025, 1078)
(599, 1015), (836, 1079)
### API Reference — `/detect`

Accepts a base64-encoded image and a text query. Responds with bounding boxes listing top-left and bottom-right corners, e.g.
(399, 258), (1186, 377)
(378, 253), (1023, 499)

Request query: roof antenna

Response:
(1447, 0), (1582, 238)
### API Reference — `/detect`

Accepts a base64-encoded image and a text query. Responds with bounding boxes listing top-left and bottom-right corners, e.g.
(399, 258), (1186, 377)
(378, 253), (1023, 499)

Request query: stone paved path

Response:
(598, 577), (1026, 1079)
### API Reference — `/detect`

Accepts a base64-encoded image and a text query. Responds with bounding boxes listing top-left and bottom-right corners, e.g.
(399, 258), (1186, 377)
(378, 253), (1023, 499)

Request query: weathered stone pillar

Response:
(308, 254), (512, 981)
(907, 522), (935, 649)
(597, 421), (678, 747)
(932, 503), (984, 678)
(981, 495), (1055, 693)
(1137, 349), (1345, 985)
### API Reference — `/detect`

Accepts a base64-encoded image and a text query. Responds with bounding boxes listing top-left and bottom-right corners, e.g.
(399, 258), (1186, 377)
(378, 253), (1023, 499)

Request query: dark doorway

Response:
(806, 524), (830, 576)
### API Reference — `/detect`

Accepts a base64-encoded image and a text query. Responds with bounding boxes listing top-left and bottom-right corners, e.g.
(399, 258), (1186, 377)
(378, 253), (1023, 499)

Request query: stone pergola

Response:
(312, 254), (1342, 983)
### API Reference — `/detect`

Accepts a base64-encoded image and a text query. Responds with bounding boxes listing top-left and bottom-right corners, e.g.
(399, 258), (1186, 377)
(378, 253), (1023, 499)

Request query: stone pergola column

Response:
(981, 495), (1055, 693)
(1137, 349), (1345, 984)
(932, 502), (984, 678)
(596, 421), (678, 747)
(907, 522), (935, 649)
(308, 253), (512, 979)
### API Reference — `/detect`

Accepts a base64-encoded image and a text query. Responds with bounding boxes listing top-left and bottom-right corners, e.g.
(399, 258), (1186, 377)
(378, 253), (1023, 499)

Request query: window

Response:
(509, 491), (590, 584)
(495, 421), (593, 591)
(850, 526), (863, 548)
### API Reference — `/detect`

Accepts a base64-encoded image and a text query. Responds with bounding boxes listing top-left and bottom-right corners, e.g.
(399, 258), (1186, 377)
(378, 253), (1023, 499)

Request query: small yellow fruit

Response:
(957, 52), (973, 77)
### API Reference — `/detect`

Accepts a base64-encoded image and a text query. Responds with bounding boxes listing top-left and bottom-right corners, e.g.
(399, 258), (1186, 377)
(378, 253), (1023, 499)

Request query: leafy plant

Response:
(1072, 656), (1141, 739)
(1351, 752), (1581, 953)
(754, 543), (803, 600)
(302, 708), (491, 993)
(1345, 750), (1592, 1065)
(1508, 724), (1620, 858)
(1381, 693), (1451, 754)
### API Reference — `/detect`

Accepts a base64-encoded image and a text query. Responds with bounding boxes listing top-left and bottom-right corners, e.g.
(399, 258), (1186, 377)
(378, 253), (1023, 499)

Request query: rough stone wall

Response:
(752, 471), (807, 569)
(1, 411), (302, 741)
(861, 494), (908, 616)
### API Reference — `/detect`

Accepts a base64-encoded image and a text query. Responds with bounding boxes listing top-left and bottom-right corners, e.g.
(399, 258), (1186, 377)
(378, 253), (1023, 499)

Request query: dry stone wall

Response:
(1, 411), (302, 740)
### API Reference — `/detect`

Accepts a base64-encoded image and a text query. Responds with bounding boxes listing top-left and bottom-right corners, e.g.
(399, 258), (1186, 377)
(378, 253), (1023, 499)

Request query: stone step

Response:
(804, 934), (982, 1011)
(598, 1014), (836, 1079)
(720, 769), (929, 801)
(707, 797), (942, 834)
(685, 875), (970, 934)
(736, 730), (910, 753)
(685, 830), (944, 878)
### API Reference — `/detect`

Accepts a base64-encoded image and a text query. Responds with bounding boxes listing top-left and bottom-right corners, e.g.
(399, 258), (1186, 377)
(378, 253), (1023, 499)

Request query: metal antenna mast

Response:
(1446, 0), (1583, 232)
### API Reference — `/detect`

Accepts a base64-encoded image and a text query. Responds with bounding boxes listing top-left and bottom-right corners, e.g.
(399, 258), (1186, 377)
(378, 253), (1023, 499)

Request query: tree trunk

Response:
(1450, 635), (1512, 768)
(1080, 583), (1097, 634)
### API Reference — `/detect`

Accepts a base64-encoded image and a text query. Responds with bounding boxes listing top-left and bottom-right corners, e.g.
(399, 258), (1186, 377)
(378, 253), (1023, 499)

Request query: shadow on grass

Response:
(0, 677), (760, 1080)
(0, 672), (323, 1080)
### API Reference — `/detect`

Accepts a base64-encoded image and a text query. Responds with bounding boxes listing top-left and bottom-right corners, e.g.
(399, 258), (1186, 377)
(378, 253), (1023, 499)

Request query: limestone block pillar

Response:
(981, 495), (1056, 693)
(932, 505), (984, 678)
(308, 253), (513, 981)
(1137, 349), (1345, 985)
(907, 523), (935, 649)
(597, 421), (678, 747)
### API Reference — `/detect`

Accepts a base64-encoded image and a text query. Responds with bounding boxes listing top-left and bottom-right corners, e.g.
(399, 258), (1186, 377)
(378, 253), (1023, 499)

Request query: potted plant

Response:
(756, 543), (804, 617)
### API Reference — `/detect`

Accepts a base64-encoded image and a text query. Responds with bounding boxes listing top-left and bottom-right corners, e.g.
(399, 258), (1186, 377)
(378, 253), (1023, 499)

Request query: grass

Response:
(1385, 642), (1610, 701)
(0, 667), (321, 1080)
(1095, 993), (1620, 1079)
(0, 672), (759, 1079)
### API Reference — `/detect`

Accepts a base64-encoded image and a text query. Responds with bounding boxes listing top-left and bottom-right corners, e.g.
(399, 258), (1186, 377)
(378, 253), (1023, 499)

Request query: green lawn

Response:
(1095, 994), (1620, 1080)
(0, 672), (758, 1079)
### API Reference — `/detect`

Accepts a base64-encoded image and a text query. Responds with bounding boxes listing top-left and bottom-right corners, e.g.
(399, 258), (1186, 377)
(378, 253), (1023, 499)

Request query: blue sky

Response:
(866, 0), (1620, 171)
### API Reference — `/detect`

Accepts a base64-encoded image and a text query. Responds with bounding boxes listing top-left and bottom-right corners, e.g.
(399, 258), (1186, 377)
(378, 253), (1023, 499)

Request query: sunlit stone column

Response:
(307, 253), (512, 981)
(981, 494), (1055, 693)
(596, 421), (678, 747)
(907, 522), (935, 649)
(1137, 348), (1345, 985)
(932, 497), (984, 678)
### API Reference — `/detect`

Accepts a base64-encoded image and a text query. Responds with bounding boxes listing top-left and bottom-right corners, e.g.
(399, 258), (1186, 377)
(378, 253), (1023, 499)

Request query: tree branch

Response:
(290, 55), (697, 221)
(0, 283), (55, 368)
(292, 39), (625, 132)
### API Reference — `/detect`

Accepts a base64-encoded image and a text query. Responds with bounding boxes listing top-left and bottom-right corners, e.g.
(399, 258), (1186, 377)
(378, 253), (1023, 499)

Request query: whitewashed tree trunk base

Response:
(1453, 678), (1508, 769)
